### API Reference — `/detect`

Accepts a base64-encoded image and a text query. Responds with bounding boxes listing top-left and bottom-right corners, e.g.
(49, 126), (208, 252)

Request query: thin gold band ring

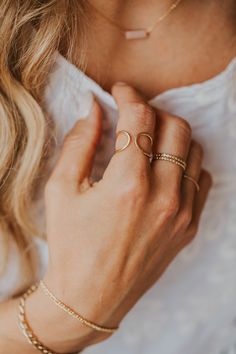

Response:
(183, 174), (200, 192)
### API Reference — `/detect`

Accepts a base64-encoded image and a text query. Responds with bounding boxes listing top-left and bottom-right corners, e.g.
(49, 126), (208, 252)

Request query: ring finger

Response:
(152, 111), (192, 196)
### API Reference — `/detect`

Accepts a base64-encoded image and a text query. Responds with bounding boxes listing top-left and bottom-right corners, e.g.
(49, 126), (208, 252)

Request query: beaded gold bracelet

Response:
(18, 284), (58, 354)
(40, 280), (118, 334)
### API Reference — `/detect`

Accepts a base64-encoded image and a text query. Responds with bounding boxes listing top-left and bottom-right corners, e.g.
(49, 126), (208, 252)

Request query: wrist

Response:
(43, 266), (120, 331)
(0, 298), (36, 354)
(26, 278), (109, 353)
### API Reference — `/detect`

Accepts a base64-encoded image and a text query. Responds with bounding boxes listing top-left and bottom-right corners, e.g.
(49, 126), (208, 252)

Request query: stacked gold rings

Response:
(114, 130), (200, 191)
(152, 152), (186, 171)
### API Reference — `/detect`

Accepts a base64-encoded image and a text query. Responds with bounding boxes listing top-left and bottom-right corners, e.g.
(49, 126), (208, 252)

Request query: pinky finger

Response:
(187, 169), (213, 235)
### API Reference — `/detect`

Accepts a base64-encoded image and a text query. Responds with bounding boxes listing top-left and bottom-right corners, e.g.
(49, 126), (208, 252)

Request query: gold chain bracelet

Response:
(18, 284), (58, 354)
(40, 280), (118, 334)
(18, 284), (80, 354)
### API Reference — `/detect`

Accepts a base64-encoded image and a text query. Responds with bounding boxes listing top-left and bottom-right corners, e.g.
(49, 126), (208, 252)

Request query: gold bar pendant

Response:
(124, 29), (149, 40)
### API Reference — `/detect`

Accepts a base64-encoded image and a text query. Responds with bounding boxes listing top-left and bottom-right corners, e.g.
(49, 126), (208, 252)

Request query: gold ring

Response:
(153, 153), (186, 171)
(135, 132), (153, 159)
(183, 174), (200, 192)
(115, 130), (132, 153)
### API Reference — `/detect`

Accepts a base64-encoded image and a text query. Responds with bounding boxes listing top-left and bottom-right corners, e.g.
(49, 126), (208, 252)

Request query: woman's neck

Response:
(87, 0), (236, 30)
(78, 0), (236, 100)
(87, 0), (185, 30)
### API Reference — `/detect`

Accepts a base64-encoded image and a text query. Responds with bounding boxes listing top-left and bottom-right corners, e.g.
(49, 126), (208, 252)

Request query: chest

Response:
(83, 3), (236, 100)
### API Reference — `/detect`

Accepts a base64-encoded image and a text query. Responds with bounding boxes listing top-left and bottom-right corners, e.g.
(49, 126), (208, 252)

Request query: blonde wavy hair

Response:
(0, 0), (86, 289)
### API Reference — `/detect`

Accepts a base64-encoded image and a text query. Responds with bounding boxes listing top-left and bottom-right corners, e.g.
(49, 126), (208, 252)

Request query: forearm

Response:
(0, 284), (106, 354)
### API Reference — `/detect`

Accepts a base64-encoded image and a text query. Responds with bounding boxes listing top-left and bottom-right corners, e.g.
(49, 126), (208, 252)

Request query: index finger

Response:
(104, 83), (157, 182)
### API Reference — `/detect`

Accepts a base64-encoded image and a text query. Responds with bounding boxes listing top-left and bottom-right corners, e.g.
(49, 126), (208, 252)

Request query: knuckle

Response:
(128, 102), (155, 127)
(118, 186), (142, 205)
(157, 193), (180, 219)
(117, 175), (148, 205)
(178, 209), (192, 230)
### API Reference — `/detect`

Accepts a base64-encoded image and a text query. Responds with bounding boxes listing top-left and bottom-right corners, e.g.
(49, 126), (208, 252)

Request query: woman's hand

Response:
(27, 83), (212, 353)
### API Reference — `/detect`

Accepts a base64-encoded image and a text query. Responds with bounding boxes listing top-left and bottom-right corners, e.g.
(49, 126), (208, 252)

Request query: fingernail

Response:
(115, 81), (127, 86)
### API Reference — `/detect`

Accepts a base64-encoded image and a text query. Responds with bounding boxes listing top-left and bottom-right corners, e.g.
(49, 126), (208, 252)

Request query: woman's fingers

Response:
(51, 99), (103, 189)
(104, 83), (157, 182)
(180, 140), (204, 210)
(187, 169), (213, 236)
(152, 111), (192, 195)
(142, 169), (212, 284)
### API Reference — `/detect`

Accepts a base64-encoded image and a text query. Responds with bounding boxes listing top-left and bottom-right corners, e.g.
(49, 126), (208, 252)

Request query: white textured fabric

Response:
(1, 53), (236, 353)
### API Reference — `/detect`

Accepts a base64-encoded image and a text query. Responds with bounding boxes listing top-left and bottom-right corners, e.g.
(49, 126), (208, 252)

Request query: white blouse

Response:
(1, 53), (236, 354)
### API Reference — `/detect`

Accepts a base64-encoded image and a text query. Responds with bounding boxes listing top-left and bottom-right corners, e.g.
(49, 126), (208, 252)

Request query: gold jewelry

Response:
(40, 281), (118, 334)
(18, 284), (57, 354)
(153, 153), (186, 171)
(115, 130), (132, 153)
(135, 132), (153, 159)
(183, 174), (200, 192)
(88, 0), (184, 40)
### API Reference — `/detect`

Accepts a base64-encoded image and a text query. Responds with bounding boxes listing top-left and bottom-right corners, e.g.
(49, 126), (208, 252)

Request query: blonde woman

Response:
(0, 1), (235, 353)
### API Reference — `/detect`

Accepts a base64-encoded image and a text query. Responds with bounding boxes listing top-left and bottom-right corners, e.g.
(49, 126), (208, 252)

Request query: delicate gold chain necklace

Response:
(88, 0), (184, 40)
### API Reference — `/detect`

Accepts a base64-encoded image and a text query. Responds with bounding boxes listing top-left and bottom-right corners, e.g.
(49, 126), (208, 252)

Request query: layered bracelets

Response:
(18, 281), (118, 354)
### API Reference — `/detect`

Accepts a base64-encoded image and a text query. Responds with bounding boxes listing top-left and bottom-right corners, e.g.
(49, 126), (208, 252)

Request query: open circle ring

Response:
(135, 132), (153, 159)
(115, 130), (132, 153)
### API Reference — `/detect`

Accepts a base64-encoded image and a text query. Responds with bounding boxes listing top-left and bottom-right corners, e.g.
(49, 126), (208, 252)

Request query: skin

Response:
(0, 85), (211, 353)
(0, 0), (235, 353)
(84, 0), (236, 98)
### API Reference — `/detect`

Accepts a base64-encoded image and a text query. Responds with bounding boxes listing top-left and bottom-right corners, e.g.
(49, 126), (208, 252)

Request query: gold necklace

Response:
(88, 0), (184, 40)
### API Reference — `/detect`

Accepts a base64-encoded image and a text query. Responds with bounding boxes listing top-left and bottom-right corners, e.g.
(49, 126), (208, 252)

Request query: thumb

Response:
(53, 98), (103, 187)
